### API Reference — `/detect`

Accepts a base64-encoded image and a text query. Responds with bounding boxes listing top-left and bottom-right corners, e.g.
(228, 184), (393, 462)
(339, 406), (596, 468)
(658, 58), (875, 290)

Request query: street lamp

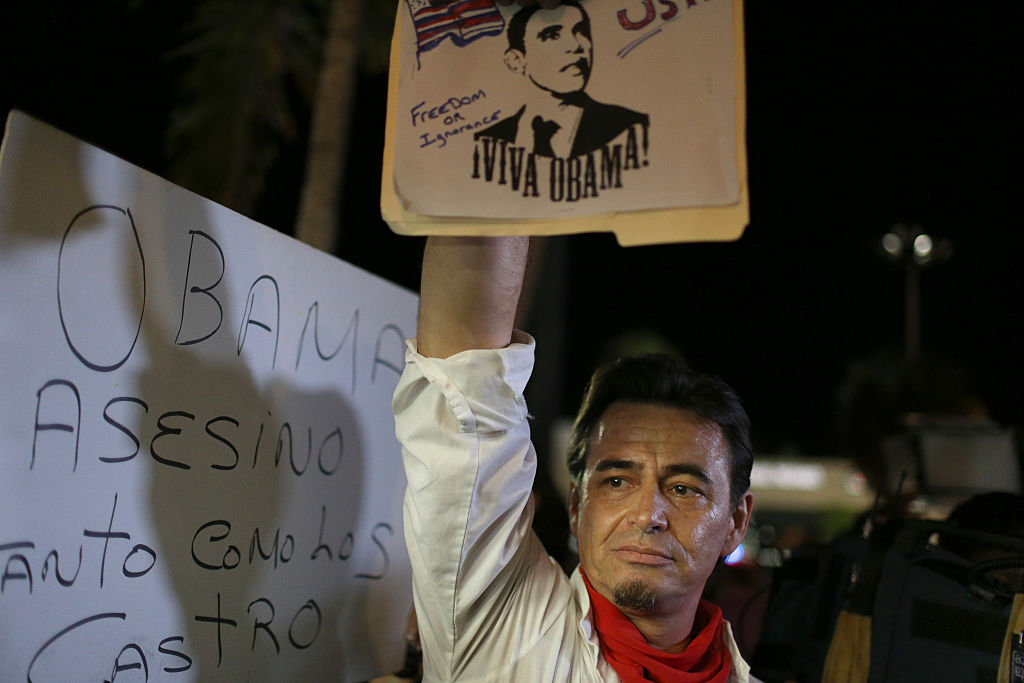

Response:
(880, 224), (952, 359)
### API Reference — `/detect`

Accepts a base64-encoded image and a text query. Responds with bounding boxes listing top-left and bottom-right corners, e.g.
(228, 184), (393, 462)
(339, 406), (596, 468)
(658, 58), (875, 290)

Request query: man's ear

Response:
(504, 48), (526, 75)
(568, 482), (580, 539)
(720, 491), (753, 557)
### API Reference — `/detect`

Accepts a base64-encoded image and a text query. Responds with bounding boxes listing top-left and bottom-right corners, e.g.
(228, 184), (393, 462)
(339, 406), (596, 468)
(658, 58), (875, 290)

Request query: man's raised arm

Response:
(396, 235), (548, 681)
(416, 236), (529, 358)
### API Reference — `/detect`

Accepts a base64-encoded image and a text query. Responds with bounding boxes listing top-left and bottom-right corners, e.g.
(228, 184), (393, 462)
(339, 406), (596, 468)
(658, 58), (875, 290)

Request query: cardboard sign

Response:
(0, 112), (418, 681)
(382, 0), (748, 244)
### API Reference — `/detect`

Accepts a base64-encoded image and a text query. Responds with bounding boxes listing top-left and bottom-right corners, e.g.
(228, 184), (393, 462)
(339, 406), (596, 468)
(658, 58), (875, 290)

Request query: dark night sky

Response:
(2, 1), (1022, 455)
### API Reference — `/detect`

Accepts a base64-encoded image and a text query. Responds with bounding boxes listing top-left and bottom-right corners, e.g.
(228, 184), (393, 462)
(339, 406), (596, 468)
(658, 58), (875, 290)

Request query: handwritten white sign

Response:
(0, 112), (417, 681)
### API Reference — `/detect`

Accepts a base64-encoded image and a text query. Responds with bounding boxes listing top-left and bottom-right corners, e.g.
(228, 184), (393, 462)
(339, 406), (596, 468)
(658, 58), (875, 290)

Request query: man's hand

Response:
(495, 0), (565, 9)
(417, 236), (529, 359)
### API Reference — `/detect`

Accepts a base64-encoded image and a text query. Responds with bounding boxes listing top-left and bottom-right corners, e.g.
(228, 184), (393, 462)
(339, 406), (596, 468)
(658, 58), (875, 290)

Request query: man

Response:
(474, 1), (649, 158)
(393, 236), (756, 681)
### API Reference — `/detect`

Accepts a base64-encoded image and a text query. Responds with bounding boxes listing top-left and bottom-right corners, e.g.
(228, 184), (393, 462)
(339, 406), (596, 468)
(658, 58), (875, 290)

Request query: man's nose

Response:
(633, 486), (669, 534)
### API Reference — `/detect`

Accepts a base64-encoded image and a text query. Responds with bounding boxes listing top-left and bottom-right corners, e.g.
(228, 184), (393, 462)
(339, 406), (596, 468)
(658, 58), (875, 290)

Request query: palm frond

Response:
(166, 0), (329, 214)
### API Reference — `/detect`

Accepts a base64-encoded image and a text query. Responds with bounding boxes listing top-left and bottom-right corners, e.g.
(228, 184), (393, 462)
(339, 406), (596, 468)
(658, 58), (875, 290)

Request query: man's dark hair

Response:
(506, 0), (589, 54)
(566, 354), (753, 509)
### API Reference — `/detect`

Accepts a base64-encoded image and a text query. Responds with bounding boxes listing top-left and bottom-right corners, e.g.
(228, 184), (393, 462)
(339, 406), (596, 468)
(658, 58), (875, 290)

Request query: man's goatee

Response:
(613, 577), (656, 613)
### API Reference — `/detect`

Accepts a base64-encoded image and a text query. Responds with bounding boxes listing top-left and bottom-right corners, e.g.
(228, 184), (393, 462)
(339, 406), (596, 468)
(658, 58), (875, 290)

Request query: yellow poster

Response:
(382, 0), (748, 245)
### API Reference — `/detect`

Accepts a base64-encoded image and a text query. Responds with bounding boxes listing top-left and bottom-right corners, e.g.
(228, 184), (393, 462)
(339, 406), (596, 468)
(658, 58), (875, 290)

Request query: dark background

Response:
(3, 0), (1022, 456)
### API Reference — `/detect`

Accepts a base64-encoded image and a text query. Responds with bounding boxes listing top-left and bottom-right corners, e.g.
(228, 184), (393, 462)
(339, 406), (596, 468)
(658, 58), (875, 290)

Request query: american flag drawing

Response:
(406, 0), (505, 55)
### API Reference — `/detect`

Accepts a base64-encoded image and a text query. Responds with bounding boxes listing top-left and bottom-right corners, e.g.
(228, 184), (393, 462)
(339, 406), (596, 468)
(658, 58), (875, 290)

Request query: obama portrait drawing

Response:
(475, 1), (649, 159)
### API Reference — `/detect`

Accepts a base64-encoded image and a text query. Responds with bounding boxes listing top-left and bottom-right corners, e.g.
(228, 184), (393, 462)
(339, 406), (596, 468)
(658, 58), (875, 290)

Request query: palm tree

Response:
(166, 0), (397, 252)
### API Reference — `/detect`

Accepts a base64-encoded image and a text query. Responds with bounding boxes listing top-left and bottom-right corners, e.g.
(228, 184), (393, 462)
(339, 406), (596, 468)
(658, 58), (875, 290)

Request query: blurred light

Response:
(723, 545), (745, 565)
(913, 233), (933, 260)
(750, 462), (826, 490)
(843, 471), (868, 496)
(882, 232), (903, 256)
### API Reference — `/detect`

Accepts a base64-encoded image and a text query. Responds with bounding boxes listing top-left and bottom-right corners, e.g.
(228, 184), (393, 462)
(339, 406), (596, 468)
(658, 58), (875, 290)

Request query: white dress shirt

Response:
(393, 334), (753, 682)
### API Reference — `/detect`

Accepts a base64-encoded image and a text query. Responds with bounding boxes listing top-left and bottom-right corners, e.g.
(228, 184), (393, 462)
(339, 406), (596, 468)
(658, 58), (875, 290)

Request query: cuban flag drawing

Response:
(406, 0), (506, 57)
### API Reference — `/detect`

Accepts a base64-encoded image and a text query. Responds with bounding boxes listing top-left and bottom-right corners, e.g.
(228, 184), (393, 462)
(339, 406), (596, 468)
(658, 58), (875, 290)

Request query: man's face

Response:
(516, 5), (593, 95)
(569, 402), (752, 618)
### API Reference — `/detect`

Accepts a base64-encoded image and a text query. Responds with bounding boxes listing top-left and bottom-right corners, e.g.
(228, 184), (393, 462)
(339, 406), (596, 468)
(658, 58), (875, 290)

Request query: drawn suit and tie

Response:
(474, 1), (649, 159)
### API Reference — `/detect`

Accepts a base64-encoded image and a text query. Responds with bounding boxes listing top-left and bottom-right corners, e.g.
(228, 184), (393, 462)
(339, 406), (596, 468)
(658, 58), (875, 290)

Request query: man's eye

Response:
(672, 484), (695, 496)
(539, 27), (560, 41)
(606, 477), (624, 488)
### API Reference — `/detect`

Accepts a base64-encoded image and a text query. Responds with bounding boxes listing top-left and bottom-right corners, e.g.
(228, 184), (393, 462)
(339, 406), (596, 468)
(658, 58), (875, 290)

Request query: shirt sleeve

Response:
(393, 332), (571, 680)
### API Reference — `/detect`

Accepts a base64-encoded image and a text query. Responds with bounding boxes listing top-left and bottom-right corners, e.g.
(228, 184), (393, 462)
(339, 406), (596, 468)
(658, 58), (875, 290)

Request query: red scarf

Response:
(581, 571), (732, 683)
